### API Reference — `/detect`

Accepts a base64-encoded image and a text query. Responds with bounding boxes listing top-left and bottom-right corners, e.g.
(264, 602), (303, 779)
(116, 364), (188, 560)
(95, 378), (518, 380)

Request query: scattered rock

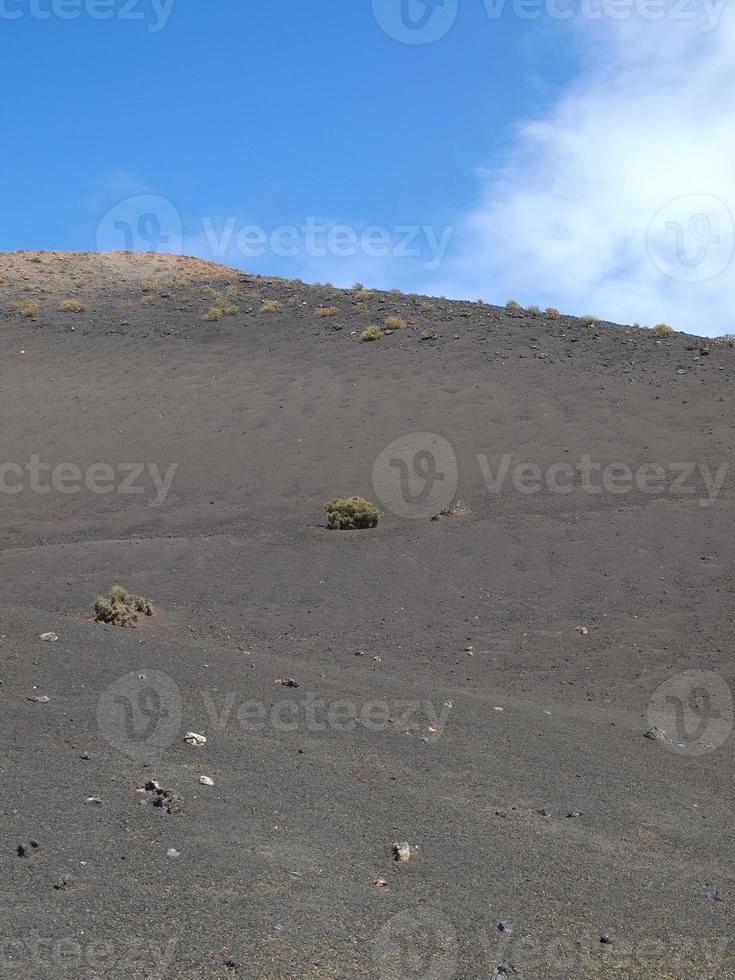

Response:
(139, 780), (182, 814)
(278, 678), (300, 688)
(644, 727), (668, 742)
(373, 876), (389, 887)
(27, 695), (50, 704)
(17, 840), (40, 858)
(705, 889), (724, 902)
(538, 808), (551, 817)
(166, 847), (181, 859)
(39, 632), (58, 642)
(53, 875), (72, 891)
(566, 810), (582, 819)
(85, 797), (103, 806)
(184, 732), (207, 746)
(577, 625), (589, 636)
(392, 842), (412, 863)
(498, 921), (513, 934)
(199, 775), (214, 787)
(600, 934), (613, 945)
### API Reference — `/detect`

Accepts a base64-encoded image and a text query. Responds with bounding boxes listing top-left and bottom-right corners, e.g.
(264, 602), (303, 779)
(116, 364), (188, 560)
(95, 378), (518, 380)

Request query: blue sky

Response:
(1, 1), (733, 334)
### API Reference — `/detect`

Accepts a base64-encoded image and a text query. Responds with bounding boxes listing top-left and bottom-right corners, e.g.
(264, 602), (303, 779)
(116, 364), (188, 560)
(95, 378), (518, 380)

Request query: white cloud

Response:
(437, 4), (735, 335)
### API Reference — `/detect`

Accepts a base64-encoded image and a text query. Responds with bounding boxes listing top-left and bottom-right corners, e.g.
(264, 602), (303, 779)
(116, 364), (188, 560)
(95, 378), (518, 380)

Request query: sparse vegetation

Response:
(545, 307), (561, 319)
(93, 585), (155, 628)
(325, 496), (379, 530)
(23, 301), (38, 317)
(580, 314), (599, 327)
(202, 307), (222, 321)
(420, 328), (438, 341)
(260, 299), (281, 314)
(419, 301), (436, 313)
(59, 299), (85, 312)
(361, 325), (384, 342)
(385, 315), (406, 330)
(527, 305), (542, 316)
(722, 334), (735, 348)
(315, 306), (338, 317)
(505, 300), (523, 312)
(354, 301), (368, 314)
(352, 282), (364, 291)
(652, 323), (673, 338)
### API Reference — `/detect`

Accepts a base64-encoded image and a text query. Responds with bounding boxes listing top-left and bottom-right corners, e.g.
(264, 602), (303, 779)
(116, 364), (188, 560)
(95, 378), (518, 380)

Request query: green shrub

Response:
(652, 323), (673, 338)
(361, 326), (384, 342)
(93, 585), (155, 627)
(202, 307), (222, 321)
(325, 497), (379, 530)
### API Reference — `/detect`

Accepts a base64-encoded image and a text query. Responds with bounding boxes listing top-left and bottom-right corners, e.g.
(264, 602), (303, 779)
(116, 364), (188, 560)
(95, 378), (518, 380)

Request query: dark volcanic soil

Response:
(1, 251), (733, 978)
